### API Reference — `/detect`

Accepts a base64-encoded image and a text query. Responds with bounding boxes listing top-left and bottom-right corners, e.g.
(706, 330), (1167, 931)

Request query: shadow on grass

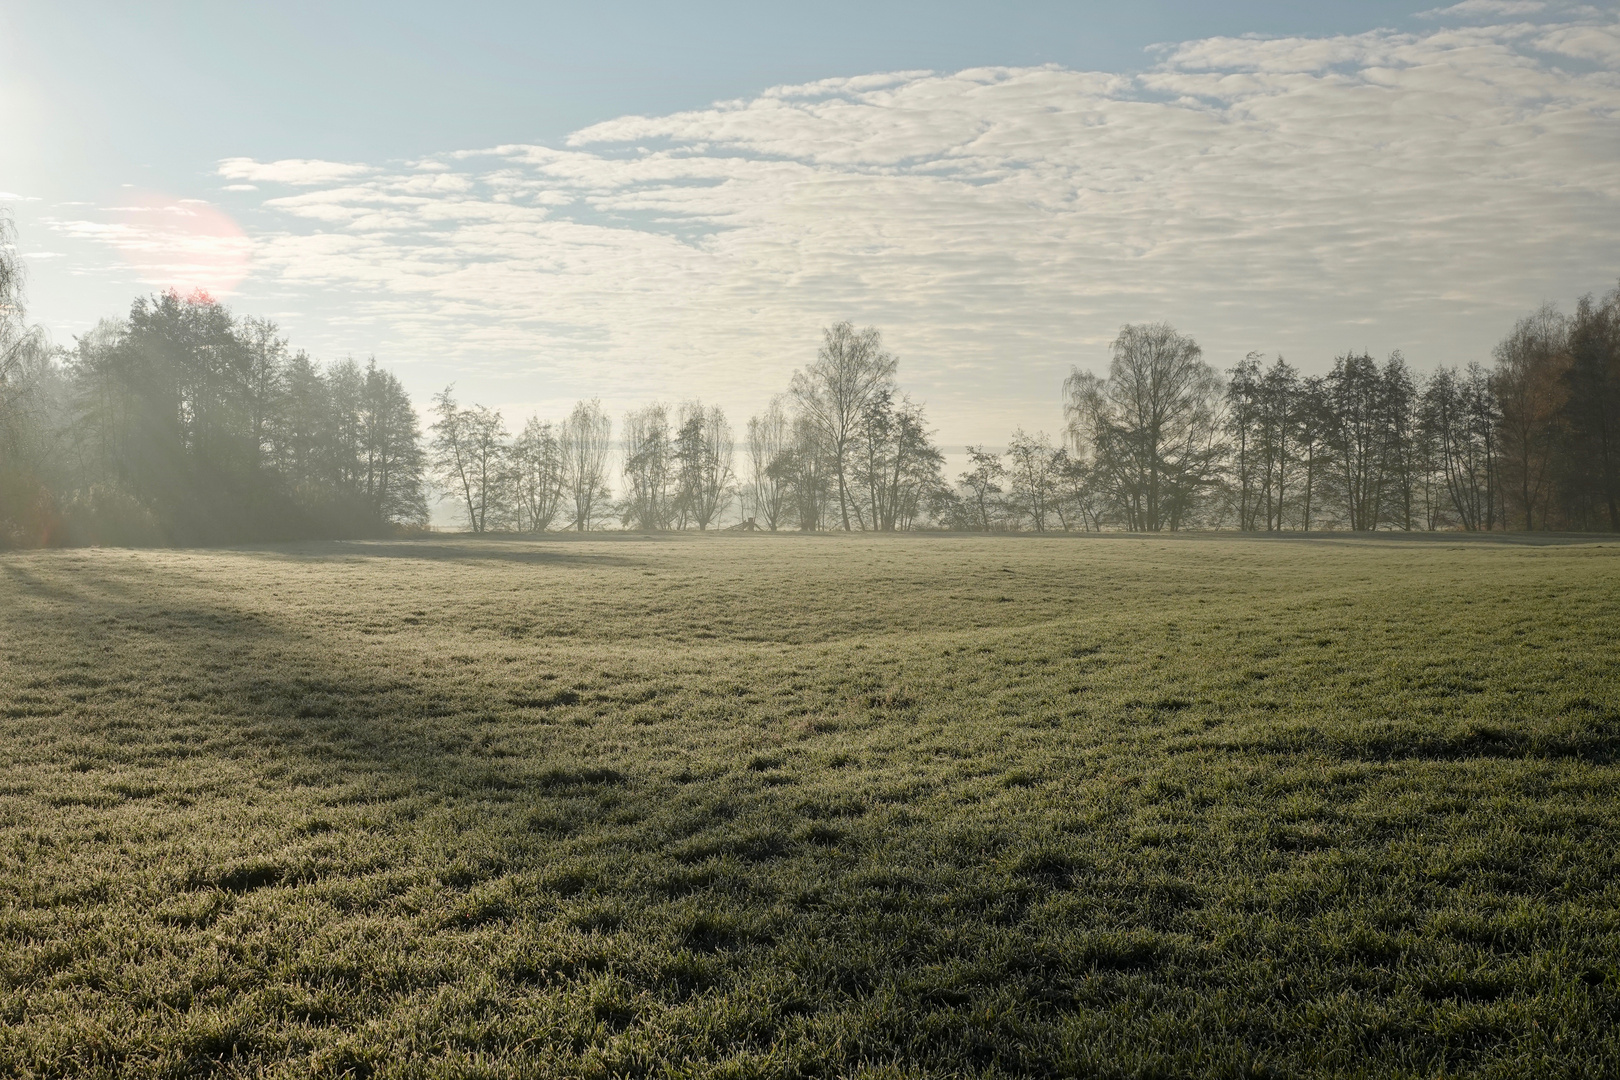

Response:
(1032, 529), (1618, 547)
(230, 536), (644, 567)
(0, 558), (624, 799)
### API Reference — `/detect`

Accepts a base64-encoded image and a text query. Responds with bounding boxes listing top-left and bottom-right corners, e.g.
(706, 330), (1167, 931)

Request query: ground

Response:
(0, 532), (1617, 1078)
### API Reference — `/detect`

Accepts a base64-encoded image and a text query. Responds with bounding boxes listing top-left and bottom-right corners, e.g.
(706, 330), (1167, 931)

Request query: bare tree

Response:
(1379, 353), (1421, 531)
(1229, 353), (1308, 532)
(1067, 324), (1222, 531)
(1224, 353), (1264, 531)
(511, 416), (567, 532)
(1004, 429), (1061, 532)
(1259, 358), (1302, 531)
(1061, 369), (1112, 530)
(773, 413), (833, 531)
(673, 402), (734, 530)
(1325, 353), (1389, 531)
(957, 445), (1005, 531)
(744, 397), (790, 530)
(1063, 369), (1107, 458)
(430, 386), (507, 533)
(621, 403), (675, 531)
(1295, 376), (1332, 532)
(699, 405), (736, 529)
(790, 322), (897, 531)
(561, 398), (612, 531)
(1421, 365), (1499, 531)
(1053, 452), (1104, 531)
(852, 389), (943, 530)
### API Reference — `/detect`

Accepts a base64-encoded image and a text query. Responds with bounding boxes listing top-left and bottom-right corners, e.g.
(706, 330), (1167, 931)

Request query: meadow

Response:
(0, 532), (1617, 1078)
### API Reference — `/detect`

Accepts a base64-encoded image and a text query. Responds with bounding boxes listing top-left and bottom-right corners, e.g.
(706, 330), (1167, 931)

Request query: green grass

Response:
(1, 533), (1618, 1078)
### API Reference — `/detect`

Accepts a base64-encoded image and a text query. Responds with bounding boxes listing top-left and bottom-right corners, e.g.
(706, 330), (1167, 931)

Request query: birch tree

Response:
(744, 397), (790, 530)
(561, 398), (612, 531)
(790, 322), (896, 531)
(958, 446), (1005, 531)
(430, 387), (507, 533)
(851, 390), (942, 531)
(511, 416), (567, 532)
(621, 403), (675, 531)
(1004, 429), (1061, 532)
(673, 402), (734, 530)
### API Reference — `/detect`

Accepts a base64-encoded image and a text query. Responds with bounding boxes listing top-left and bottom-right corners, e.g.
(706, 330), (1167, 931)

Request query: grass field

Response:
(1, 533), (1618, 1078)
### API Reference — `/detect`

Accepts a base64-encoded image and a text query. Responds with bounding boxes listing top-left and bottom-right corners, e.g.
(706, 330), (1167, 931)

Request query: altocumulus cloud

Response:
(211, 11), (1620, 436)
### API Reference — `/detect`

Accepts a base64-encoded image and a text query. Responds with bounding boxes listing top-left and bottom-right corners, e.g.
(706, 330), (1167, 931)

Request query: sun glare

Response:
(115, 192), (251, 297)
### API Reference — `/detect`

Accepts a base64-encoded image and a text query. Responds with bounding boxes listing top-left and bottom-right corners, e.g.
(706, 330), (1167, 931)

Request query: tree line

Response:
(420, 292), (1620, 537)
(1, 221), (425, 545)
(3, 212), (1617, 544)
(1039, 293), (1618, 534)
(423, 321), (946, 534)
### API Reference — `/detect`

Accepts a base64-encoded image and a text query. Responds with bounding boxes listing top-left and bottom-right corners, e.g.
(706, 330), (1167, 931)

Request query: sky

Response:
(3, 0), (1619, 447)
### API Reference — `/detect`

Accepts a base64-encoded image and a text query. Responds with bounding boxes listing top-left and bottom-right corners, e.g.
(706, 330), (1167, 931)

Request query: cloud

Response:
(217, 157), (372, 185)
(1420, 1), (1549, 17)
(48, 193), (252, 297)
(63, 14), (1620, 440)
(1536, 23), (1620, 61)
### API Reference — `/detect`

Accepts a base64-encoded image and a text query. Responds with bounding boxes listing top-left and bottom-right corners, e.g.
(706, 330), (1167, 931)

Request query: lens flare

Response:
(113, 192), (252, 297)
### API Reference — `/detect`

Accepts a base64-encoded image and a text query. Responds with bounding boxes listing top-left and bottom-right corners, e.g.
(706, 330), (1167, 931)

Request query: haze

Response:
(4, 0), (1617, 446)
